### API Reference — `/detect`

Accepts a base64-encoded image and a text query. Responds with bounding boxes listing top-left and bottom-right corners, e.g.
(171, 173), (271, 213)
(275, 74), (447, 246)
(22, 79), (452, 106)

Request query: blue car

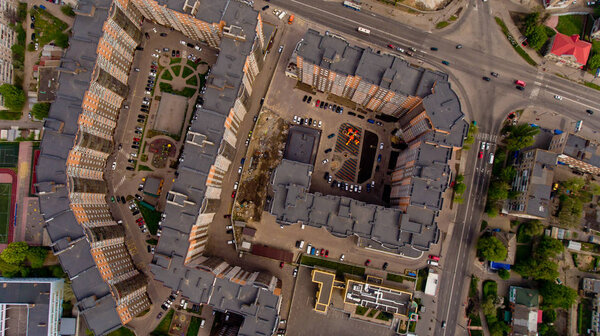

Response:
(311, 247), (316, 255)
(367, 119), (375, 124)
(377, 154), (382, 163)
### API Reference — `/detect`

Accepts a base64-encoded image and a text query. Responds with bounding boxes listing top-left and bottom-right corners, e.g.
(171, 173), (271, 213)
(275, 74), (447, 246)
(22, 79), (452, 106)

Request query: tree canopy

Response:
(477, 236), (507, 262)
(0, 242), (29, 265)
(539, 281), (577, 309)
(504, 123), (540, 151)
(535, 236), (563, 259)
(0, 242), (49, 277)
(498, 269), (510, 280)
(520, 220), (544, 238)
(588, 54), (600, 70)
(31, 103), (50, 120)
(0, 84), (26, 112)
(514, 257), (559, 281)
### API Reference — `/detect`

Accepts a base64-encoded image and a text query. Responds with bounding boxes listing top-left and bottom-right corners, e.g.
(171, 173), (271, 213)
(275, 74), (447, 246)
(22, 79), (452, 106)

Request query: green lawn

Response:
(386, 272), (416, 283)
(161, 70), (173, 81)
(187, 60), (199, 69)
(136, 201), (161, 235)
(107, 327), (135, 336)
(300, 256), (364, 278)
(170, 57), (182, 65)
(186, 75), (198, 86)
(152, 309), (174, 336)
(436, 21), (449, 29)
(31, 8), (70, 49)
(495, 17), (537, 66)
(186, 316), (203, 336)
(516, 244), (532, 263)
(578, 298), (592, 334)
(592, 41), (600, 55)
(555, 15), (583, 37)
(482, 280), (497, 298)
(171, 65), (181, 77)
(416, 268), (428, 292)
(182, 66), (194, 78)
(159, 83), (196, 98)
(0, 184), (11, 244)
(355, 305), (368, 315)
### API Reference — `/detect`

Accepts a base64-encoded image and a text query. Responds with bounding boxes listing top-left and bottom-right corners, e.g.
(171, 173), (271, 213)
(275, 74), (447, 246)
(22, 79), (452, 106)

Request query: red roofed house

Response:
(545, 33), (591, 69)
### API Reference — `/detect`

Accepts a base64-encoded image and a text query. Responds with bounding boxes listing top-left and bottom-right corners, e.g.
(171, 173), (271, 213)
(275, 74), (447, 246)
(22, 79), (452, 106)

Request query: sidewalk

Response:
(359, 0), (468, 32)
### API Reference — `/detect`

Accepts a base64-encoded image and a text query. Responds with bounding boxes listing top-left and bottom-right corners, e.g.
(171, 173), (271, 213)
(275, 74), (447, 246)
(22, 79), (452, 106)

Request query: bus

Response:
(357, 27), (370, 34)
(343, 1), (361, 11)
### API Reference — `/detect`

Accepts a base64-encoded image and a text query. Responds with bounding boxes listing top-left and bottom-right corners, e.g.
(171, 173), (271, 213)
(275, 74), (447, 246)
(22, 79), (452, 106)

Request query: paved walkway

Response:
(14, 142), (32, 243)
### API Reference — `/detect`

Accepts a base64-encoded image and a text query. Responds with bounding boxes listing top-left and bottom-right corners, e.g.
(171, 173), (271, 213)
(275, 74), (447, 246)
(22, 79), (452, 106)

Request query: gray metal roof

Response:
(562, 133), (600, 168)
(269, 160), (437, 256)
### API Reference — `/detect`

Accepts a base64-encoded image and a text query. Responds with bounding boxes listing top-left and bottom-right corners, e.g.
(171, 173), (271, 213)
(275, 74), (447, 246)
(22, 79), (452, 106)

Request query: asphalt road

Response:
(267, 0), (600, 136)
(262, 0), (600, 335)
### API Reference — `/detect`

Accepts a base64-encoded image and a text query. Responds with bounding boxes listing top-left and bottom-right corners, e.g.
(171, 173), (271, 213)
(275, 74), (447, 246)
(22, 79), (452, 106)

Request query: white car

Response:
(318, 121), (322, 128)
(379, 142), (384, 150)
(340, 254), (345, 261)
(233, 182), (239, 190)
(481, 142), (486, 150)
(194, 45), (201, 50)
(225, 225), (233, 230)
(227, 240), (234, 245)
(180, 40), (186, 45)
(278, 45), (284, 53)
(111, 161), (116, 170)
(151, 53), (159, 58)
(238, 166), (243, 174)
(554, 95), (563, 101)
(149, 72), (156, 77)
(293, 116), (298, 123)
(322, 159), (329, 165)
(486, 143), (490, 151)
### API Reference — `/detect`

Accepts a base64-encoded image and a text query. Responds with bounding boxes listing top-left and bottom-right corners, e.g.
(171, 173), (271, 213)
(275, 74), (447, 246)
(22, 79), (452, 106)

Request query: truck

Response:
(357, 27), (370, 34)
(277, 11), (286, 20)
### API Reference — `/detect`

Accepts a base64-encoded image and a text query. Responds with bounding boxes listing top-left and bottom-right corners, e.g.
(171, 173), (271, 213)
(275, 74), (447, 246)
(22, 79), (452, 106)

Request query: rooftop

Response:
(509, 286), (539, 308)
(549, 33), (591, 65)
(561, 133), (600, 168)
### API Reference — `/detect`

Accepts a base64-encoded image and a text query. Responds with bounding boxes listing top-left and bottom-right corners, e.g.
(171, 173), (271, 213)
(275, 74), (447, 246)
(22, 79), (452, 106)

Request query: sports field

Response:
(0, 143), (19, 168)
(0, 183), (11, 243)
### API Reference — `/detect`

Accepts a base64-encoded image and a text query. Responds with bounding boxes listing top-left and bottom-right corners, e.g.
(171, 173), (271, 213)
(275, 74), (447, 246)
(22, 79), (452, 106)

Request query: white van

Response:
(427, 260), (439, 266)
(488, 153), (495, 165)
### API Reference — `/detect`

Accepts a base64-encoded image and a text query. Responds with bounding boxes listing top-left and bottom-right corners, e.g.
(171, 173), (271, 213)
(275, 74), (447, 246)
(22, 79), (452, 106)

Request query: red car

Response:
(279, 262), (284, 269)
(133, 137), (141, 142)
(364, 259), (371, 266)
(478, 151), (484, 159)
(429, 255), (440, 261)
(324, 250), (329, 257)
(315, 100), (320, 107)
(387, 44), (395, 49)
(231, 191), (236, 198)
(223, 214), (231, 218)
(320, 248), (325, 256)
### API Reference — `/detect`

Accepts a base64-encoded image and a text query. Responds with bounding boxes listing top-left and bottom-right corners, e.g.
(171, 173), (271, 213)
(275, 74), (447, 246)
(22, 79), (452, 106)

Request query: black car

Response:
(31, 33), (36, 40)
(137, 119), (144, 123)
(324, 172), (329, 180)
(261, 5), (269, 10)
(30, 15), (35, 22)
(348, 111), (356, 116)
(382, 262), (388, 270)
(319, 101), (324, 108)
(357, 114), (365, 119)
(307, 96), (312, 104)
(160, 33), (168, 37)
(171, 50), (175, 57)
(126, 166), (134, 171)
(132, 209), (140, 216)
(332, 104), (337, 111)
(120, 196), (126, 203)
(138, 114), (146, 118)
(147, 245), (151, 253)
(302, 95), (308, 102)
(141, 109), (149, 113)
(308, 118), (313, 125)
(336, 106), (341, 113)
(131, 145), (140, 149)
(430, 47), (438, 51)
(135, 194), (143, 200)
(128, 159), (135, 163)
(30, 23), (34, 29)
(186, 42), (194, 48)
(516, 85), (525, 91)
(482, 76), (491, 81)
(587, 109), (594, 115)
(323, 103), (328, 109)
(324, 148), (332, 153)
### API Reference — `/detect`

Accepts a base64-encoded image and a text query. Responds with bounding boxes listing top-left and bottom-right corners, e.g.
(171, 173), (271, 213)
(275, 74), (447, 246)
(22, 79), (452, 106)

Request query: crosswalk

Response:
(476, 132), (497, 143)
(529, 71), (545, 99)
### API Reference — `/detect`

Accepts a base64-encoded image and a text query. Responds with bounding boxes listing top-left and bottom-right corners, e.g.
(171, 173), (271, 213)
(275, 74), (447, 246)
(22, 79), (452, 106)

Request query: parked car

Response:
(364, 259), (371, 266)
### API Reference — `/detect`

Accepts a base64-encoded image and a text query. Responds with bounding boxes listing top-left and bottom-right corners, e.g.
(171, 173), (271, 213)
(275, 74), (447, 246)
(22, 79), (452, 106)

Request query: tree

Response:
(527, 25), (548, 50)
(482, 296), (496, 316)
(0, 84), (25, 111)
(31, 103), (50, 120)
(454, 183), (466, 195)
(543, 309), (557, 324)
(0, 242), (29, 265)
(455, 174), (464, 184)
(487, 181), (510, 202)
(498, 269), (510, 280)
(26, 247), (47, 268)
(488, 320), (511, 336)
(539, 281), (577, 309)
(514, 257), (559, 281)
(477, 236), (508, 261)
(499, 166), (516, 183)
(523, 12), (541, 36)
(588, 54), (600, 70)
(505, 123), (540, 151)
(535, 236), (563, 259)
(60, 4), (76, 17)
(521, 220), (544, 237)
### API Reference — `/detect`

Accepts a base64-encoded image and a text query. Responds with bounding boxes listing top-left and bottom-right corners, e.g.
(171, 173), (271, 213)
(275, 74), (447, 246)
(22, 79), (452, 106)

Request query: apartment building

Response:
(508, 149), (558, 219)
(548, 132), (600, 175)
(0, 0), (17, 109)
(0, 277), (65, 336)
